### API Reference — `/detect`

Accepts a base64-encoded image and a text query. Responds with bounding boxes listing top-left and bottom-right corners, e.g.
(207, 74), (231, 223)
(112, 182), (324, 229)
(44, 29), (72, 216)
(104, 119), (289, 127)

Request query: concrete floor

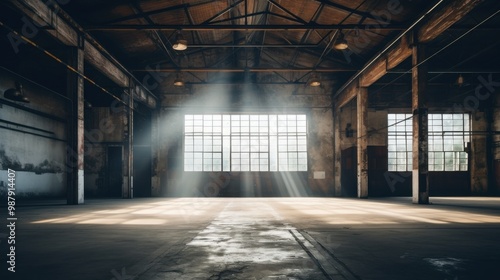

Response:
(2, 197), (500, 280)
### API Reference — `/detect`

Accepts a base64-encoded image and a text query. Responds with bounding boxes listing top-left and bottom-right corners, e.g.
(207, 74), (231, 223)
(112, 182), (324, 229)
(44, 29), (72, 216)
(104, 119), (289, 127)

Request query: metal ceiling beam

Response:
(334, 0), (485, 108)
(132, 68), (357, 72)
(130, 2), (178, 68)
(85, 24), (408, 31)
(255, 2), (271, 71)
(102, 0), (214, 24)
(388, 70), (500, 74)
(266, 11), (306, 24)
(209, 11), (266, 25)
(184, 6), (207, 68)
(289, 3), (325, 67)
(267, 0), (307, 24)
(202, 0), (244, 24)
(4, 0), (157, 108)
(186, 44), (322, 48)
(313, 0), (389, 23)
(185, 81), (308, 85)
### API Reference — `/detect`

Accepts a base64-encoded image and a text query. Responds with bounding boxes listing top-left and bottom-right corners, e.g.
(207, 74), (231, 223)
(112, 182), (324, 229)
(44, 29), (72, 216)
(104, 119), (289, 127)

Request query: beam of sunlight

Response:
(30, 198), (500, 226)
(121, 219), (166, 225)
(276, 172), (309, 197)
(131, 208), (167, 215)
(161, 74), (234, 198)
(78, 219), (126, 225)
(92, 209), (136, 214)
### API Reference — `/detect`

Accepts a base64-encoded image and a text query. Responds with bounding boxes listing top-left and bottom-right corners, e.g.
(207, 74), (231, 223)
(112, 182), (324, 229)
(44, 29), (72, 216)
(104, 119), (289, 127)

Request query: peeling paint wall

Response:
(0, 68), (67, 198)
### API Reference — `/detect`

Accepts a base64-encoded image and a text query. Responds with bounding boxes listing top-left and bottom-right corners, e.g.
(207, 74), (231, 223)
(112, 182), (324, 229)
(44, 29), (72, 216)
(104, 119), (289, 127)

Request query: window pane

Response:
(388, 113), (469, 172)
(388, 114), (412, 171)
(185, 114), (307, 172)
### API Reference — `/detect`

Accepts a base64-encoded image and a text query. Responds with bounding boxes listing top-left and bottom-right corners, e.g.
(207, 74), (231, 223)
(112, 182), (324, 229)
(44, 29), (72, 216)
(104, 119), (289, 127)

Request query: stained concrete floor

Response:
(1, 197), (500, 280)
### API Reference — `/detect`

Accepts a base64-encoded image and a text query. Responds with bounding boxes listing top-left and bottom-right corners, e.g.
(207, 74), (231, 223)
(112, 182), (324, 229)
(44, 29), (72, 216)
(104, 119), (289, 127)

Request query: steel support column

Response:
(357, 87), (368, 198)
(412, 43), (429, 204)
(66, 44), (85, 205)
(122, 88), (134, 198)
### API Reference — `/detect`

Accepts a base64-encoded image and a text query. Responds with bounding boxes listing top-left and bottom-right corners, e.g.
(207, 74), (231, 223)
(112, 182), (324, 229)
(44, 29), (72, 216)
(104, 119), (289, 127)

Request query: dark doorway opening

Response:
(341, 147), (357, 197)
(134, 146), (152, 197)
(107, 146), (122, 197)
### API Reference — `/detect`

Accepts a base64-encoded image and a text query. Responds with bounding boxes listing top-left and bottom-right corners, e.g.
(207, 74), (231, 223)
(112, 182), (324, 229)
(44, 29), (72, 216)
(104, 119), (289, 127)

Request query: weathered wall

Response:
(336, 99), (489, 196)
(492, 93), (500, 194)
(367, 109), (388, 146)
(159, 83), (335, 197)
(339, 99), (357, 150)
(308, 107), (334, 195)
(470, 111), (488, 194)
(339, 100), (387, 151)
(83, 106), (124, 197)
(0, 67), (67, 198)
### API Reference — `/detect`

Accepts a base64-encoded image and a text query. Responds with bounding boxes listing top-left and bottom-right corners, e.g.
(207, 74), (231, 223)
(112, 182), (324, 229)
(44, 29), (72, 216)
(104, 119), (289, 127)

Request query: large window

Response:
(387, 113), (470, 172)
(184, 114), (307, 172)
(388, 114), (413, 171)
(428, 114), (469, 171)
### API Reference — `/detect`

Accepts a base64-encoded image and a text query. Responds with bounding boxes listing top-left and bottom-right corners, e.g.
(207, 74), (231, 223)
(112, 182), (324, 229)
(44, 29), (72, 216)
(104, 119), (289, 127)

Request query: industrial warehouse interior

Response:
(0, 0), (500, 279)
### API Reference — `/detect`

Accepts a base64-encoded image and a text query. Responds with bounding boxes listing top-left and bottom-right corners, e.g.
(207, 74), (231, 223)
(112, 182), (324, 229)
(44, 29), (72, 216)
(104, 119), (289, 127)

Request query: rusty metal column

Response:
(66, 41), (85, 205)
(122, 87), (134, 198)
(357, 87), (368, 198)
(412, 42), (429, 204)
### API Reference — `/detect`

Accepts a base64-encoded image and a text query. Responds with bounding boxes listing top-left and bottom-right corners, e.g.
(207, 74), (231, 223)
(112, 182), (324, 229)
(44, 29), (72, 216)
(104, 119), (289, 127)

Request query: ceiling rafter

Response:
(313, 0), (369, 69)
(255, 1), (271, 70)
(267, 0), (308, 24)
(184, 6), (208, 68)
(129, 1), (178, 68)
(199, 10), (308, 26)
(232, 0), (242, 69)
(132, 67), (357, 72)
(265, 11), (306, 24)
(288, 3), (325, 67)
(102, 0), (214, 25)
(313, 0), (394, 23)
(209, 11), (267, 25)
(85, 23), (408, 31)
(201, 0), (245, 25)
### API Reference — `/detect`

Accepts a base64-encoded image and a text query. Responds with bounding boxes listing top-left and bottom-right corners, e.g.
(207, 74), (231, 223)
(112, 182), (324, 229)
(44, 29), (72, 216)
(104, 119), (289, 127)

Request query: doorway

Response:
(107, 146), (122, 197)
(134, 146), (152, 197)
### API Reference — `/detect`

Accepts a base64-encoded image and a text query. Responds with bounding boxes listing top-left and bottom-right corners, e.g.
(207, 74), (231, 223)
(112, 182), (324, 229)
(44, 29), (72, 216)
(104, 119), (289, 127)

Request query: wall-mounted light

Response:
(308, 72), (321, 87)
(4, 82), (30, 103)
(172, 31), (188, 51)
(333, 31), (348, 50)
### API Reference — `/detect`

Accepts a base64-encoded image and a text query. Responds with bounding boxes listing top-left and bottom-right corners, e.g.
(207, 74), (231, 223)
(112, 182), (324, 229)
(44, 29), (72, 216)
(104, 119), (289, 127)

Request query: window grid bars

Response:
(388, 113), (470, 172)
(185, 114), (307, 172)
